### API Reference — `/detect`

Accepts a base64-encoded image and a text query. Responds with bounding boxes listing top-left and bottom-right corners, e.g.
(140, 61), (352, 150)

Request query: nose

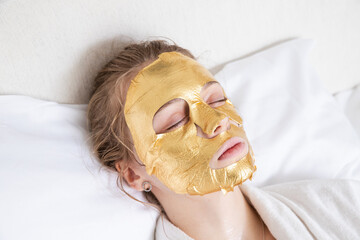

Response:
(196, 117), (230, 139)
(191, 101), (230, 139)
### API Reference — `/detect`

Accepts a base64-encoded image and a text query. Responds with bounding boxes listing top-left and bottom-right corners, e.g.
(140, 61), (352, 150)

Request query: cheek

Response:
(148, 174), (169, 190)
(138, 165), (152, 179)
(156, 122), (199, 160)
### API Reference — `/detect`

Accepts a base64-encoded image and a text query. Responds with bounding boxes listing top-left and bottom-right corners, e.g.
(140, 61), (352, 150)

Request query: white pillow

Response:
(216, 39), (360, 185)
(0, 97), (158, 240)
(1, 39), (359, 240)
(334, 83), (360, 140)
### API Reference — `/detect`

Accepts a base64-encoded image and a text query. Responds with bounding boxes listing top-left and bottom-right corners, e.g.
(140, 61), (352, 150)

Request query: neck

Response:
(153, 186), (264, 240)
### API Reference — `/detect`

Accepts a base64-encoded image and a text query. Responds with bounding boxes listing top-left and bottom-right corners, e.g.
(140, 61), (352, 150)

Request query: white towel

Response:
(155, 179), (360, 239)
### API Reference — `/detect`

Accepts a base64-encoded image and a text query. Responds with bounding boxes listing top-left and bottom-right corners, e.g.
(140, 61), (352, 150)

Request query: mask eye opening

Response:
(152, 98), (190, 134)
(200, 81), (227, 108)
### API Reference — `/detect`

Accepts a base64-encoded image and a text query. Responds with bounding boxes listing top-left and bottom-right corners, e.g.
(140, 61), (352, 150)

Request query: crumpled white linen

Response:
(334, 83), (360, 140)
(155, 179), (360, 240)
(242, 179), (360, 240)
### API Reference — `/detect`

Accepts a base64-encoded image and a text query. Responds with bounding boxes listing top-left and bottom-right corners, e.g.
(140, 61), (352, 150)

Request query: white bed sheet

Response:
(1, 39), (359, 240)
(334, 83), (360, 141)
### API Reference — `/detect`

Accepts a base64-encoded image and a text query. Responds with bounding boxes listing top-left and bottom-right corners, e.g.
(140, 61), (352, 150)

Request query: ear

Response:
(115, 161), (144, 192)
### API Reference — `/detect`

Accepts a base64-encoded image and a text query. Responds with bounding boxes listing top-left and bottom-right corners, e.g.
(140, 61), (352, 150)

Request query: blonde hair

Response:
(87, 39), (195, 213)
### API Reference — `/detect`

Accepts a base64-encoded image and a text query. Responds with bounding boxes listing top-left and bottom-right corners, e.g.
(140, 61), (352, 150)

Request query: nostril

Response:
(213, 125), (221, 134)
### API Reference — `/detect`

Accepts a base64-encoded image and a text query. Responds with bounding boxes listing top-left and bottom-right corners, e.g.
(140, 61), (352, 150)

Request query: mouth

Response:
(209, 137), (249, 169)
(218, 141), (245, 160)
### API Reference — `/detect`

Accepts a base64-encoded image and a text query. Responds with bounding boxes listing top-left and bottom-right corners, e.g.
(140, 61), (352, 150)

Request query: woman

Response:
(87, 40), (360, 240)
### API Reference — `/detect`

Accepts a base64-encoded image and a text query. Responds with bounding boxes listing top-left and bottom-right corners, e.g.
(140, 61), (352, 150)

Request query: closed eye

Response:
(201, 81), (227, 108)
(165, 116), (189, 131)
(153, 98), (189, 134)
(209, 98), (227, 106)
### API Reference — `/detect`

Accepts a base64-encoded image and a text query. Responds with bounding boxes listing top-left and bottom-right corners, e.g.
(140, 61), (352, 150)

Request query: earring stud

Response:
(142, 181), (152, 192)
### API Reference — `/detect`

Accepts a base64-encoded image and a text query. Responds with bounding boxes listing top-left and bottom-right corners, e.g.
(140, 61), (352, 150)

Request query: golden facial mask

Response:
(124, 52), (256, 195)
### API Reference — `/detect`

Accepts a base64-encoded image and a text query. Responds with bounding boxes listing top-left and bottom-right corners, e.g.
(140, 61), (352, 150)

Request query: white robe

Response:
(155, 179), (360, 240)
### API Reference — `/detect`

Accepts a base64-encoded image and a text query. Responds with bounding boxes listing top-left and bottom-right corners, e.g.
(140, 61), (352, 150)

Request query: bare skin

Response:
(116, 80), (275, 240)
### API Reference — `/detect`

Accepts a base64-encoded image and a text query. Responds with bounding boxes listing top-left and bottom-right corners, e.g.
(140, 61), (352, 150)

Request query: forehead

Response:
(124, 52), (216, 114)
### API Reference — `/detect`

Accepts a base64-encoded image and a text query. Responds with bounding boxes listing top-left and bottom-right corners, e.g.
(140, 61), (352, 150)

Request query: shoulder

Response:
(240, 179), (360, 239)
(241, 179), (360, 210)
(255, 178), (358, 197)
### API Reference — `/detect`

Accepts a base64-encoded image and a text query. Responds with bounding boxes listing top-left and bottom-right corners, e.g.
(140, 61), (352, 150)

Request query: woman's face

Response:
(152, 81), (247, 169)
(124, 52), (256, 195)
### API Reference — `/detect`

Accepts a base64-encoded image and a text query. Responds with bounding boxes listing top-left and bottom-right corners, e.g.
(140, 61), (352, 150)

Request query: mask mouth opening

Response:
(209, 137), (249, 170)
(218, 141), (246, 161)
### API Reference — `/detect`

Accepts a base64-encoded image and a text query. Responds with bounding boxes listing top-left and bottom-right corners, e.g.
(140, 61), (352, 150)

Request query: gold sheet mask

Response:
(124, 52), (256, 195)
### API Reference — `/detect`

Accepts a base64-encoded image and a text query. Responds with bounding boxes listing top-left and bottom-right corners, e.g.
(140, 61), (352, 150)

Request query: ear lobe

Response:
(115, 161), (146, 192)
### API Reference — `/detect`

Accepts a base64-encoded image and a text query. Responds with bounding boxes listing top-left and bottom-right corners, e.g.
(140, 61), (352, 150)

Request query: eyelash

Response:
(209, 97), (227, 105)
(166, 116), (189, 131)
(164, 98), (227, 131)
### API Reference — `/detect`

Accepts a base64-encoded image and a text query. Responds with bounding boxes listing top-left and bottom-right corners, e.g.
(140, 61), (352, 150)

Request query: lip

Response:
(209, 137), (249, 169)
